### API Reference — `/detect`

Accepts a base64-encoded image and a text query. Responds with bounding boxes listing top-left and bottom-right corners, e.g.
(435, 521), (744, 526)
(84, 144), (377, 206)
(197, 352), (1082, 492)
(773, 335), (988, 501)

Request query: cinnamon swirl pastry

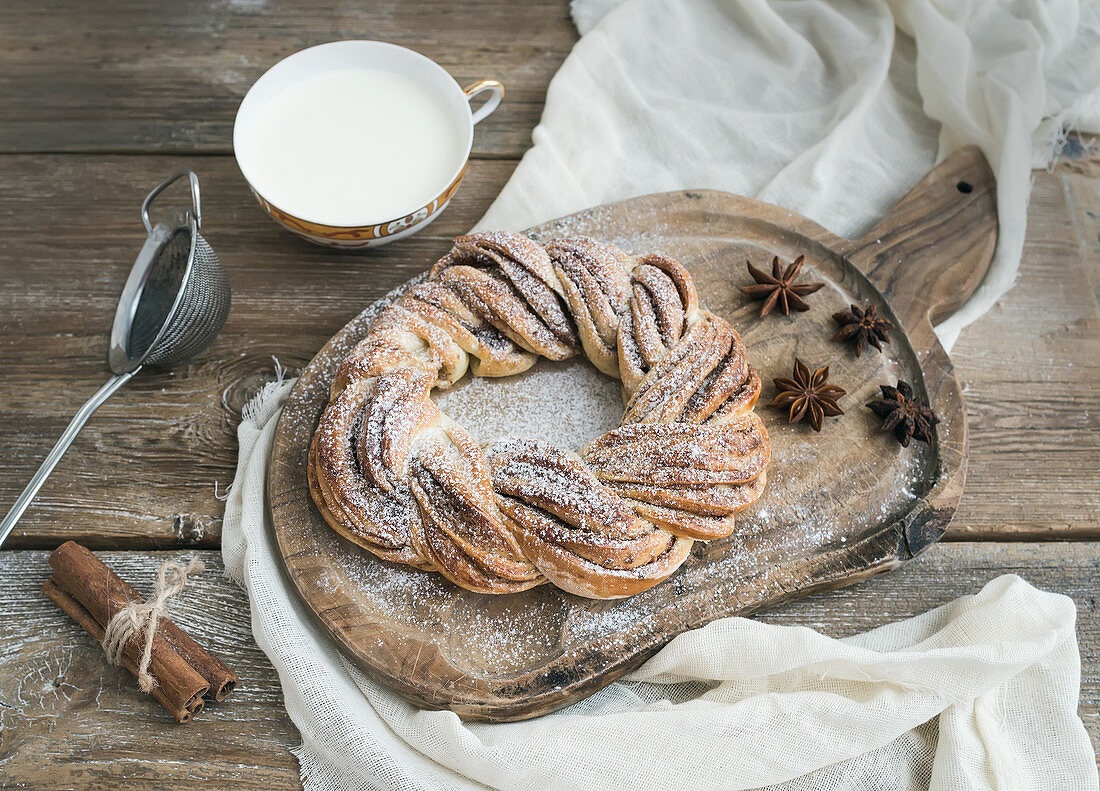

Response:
(309, 232), (770, 599)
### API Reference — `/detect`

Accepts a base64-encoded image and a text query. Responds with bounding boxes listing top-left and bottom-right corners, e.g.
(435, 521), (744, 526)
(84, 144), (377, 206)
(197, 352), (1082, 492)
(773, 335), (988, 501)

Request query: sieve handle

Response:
(0, 370), (136, 547)
(142, 170), (202, 232)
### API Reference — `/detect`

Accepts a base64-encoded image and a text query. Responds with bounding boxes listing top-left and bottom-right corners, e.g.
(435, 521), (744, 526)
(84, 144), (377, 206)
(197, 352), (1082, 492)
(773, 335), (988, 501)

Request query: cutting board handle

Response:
(840, 146), (997, 337)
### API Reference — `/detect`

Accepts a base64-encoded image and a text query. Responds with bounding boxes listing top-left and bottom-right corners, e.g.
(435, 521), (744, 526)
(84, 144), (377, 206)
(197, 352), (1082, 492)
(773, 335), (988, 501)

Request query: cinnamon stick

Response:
(160, 621), (239, 701)
(46, 541), (238, 717)
(43, 579), (205, 723)
(49, 540), (238, 699)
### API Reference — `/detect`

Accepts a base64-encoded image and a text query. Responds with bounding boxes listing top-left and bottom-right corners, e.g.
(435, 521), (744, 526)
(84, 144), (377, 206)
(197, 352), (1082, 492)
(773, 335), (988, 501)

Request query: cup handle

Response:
(464, 79), (504, 125)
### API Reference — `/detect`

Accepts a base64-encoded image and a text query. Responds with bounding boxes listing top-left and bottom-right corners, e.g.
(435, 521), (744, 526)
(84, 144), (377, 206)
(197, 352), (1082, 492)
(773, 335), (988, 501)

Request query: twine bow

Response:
(101, 557), (204, 692)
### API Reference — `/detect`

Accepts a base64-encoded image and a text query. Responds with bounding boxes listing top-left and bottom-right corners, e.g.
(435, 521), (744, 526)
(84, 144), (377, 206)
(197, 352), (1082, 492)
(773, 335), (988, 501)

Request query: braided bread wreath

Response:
(308, 231), (771, 600)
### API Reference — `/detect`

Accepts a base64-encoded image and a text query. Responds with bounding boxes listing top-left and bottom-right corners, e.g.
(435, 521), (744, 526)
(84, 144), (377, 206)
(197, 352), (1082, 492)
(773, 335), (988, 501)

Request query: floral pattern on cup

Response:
(249, 165), (467, 248)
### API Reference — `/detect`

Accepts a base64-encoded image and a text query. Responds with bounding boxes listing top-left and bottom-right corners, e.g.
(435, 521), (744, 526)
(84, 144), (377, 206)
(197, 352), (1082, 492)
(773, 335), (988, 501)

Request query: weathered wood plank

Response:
(0, 0), (575, 157)
(950, 147), (1100, 540)
(0, 543), (1096, 787)
(0, 149), (1097, 549)
(0, 155), (516, 549)
(1, 153), (1096, 549)
(0, 550), (302, 790)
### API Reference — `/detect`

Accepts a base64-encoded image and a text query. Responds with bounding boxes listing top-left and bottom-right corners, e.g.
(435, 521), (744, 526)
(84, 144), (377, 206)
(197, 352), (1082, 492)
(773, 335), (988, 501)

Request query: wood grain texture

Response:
(1, 149), (1098, 550)
(0, 0), (574, 157)
(0, 154), (516, 549)
(841, 147), (997, 331)
(1, 543), (1096, 788)
(0, 551), (301, 791)
(268, 152), (990, 721)
(949, 142), (1100, 540)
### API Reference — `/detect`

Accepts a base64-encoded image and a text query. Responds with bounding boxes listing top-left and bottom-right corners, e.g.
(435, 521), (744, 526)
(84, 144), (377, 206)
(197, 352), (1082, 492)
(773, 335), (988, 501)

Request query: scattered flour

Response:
(273, 225), (942, 677)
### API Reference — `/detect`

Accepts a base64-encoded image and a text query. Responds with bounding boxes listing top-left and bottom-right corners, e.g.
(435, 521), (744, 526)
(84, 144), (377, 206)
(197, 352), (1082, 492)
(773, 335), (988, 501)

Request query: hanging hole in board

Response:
(956, 181), (973, 194)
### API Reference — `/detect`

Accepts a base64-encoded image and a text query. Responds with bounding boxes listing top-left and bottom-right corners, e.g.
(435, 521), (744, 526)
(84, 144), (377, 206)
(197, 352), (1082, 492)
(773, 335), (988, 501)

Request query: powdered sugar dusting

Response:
(275, 212), (947, 682)
(435, 357), (622, 453)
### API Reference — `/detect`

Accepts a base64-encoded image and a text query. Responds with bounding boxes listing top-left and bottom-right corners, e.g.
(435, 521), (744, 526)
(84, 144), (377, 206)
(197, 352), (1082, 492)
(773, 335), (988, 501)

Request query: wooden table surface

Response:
(0, 1), (1096, 787)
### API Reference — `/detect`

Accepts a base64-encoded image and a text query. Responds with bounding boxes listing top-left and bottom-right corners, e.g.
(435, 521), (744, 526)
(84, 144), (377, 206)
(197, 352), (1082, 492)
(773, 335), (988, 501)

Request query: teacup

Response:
(233, 41), (503, 248)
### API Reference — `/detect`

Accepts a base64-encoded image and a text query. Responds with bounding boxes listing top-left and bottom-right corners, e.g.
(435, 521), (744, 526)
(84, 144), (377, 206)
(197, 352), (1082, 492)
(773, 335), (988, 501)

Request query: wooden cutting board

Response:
(268, 146), (996, 722)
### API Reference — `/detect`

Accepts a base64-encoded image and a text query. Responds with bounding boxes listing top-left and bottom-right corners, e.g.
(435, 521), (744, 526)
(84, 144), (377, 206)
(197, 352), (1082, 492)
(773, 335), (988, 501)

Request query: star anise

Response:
(769, 358), (846, 431)
(866, 380), (939, 446)
(832, 303), (894, 357)
(740, 255), (825, 316)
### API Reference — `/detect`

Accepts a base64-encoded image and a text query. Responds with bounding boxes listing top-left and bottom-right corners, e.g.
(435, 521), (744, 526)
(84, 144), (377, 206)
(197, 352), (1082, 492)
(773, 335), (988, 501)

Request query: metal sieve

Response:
(0, 171), (231, 545)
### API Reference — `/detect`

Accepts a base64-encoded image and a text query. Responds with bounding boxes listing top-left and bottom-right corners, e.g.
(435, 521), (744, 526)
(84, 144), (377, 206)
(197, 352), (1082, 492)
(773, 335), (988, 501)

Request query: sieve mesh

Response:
(143, 231), (231, 367)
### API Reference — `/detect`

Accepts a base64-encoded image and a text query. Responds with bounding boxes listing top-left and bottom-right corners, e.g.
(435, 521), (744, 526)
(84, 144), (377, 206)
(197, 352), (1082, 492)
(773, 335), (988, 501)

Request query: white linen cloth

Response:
(476, 0), (1100, 350)
(222, 378), (1098, 791)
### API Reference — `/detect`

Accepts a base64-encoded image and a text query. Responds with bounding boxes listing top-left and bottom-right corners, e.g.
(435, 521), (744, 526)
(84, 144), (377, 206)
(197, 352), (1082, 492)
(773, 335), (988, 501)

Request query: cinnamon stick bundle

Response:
(43, 580), (206, 722)
(44, 540), (239, 723)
